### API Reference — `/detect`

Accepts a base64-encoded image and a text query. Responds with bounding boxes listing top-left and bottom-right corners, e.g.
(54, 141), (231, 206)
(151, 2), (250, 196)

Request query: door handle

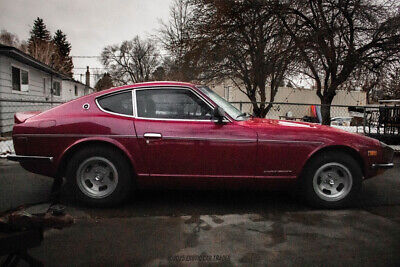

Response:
(143, 133), (162, 138)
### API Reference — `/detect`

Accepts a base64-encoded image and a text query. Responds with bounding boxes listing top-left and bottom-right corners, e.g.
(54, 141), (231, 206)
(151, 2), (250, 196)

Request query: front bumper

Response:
(6, 155), (53, 163)
(371, 163), (394, 169)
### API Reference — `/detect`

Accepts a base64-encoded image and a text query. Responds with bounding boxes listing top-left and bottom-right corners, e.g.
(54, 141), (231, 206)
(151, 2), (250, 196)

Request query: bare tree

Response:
(28, 38), (58, 67)
(158, 0), (199, 81)
(276, 0), (400, 124)
(101, 36), (161, 85)
(368, 63), (400, 101)
(185, 0), (296, 117)
(0, 29), (28, 52)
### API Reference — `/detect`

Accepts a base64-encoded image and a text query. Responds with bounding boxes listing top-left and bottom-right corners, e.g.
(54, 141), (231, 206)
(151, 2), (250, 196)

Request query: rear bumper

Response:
(5, 154), (56, 177)
(6, 154), (53, 163)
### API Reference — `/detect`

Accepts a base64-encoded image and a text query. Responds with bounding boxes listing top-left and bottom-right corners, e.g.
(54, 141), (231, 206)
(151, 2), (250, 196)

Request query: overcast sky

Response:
(0, 0), (172, 84)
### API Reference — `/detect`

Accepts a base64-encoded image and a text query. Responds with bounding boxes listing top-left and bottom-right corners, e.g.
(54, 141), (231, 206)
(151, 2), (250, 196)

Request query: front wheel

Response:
(301, 152), (362, 209)
(66, 146), (133, 207)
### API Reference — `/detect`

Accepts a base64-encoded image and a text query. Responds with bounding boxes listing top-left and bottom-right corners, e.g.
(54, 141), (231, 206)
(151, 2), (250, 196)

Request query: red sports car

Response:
(8, 82), (394, 208)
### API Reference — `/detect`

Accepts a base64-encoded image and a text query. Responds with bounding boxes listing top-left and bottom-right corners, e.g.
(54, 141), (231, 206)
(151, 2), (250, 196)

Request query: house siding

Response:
(0, 54), (93, 134)
(62, 80), (88, 101)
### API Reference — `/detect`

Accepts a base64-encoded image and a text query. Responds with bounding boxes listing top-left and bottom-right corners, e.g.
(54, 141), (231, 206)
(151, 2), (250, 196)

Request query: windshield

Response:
(197, 86), (250, 121)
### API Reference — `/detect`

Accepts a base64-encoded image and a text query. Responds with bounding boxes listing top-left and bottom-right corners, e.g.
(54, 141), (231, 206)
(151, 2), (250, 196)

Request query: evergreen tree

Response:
(28, 17), (55, 66)
(95, 73), (114, 91)
(53, 29), (74, 77)
(27, 18), (74, 77)
(53, 30), (71, 57)
(28, 17), (50, 46)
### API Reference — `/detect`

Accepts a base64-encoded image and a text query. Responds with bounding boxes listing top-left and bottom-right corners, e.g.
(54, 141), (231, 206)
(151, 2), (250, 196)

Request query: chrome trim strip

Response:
(154, 136), (256, 143)
(134, 117), (230, 123)
(258, 139), (323, 145)
(92, 85), (234, 122)
(371, 163), (394, 168)
(12, 133), (255, 142)
(95, 90), (135, 118)
(13, 134), (137, 138)
(132, 89), (137, 117)
(6, 155), (53, 162)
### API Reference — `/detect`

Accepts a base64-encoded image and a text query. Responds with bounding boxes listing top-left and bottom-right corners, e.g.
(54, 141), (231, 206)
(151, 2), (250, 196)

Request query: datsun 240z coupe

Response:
(7, 82), (394, 208)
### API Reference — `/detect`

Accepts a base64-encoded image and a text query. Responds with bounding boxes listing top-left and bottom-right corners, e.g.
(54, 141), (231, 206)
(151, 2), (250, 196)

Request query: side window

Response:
(97, 91), (133, 116)
(136, 89), (213, 120)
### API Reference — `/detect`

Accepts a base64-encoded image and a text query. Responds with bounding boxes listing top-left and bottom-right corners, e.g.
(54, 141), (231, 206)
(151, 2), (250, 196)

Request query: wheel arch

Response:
(302, 145), (365, 178)
(57, 138), (137, 178)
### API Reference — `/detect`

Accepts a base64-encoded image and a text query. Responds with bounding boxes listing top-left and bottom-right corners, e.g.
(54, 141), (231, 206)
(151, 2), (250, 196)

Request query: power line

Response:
(71, 54), (171, 58)
(71, 56), (100, 58)
(74, 67), (106, 69)
(73, 73), (104, 76)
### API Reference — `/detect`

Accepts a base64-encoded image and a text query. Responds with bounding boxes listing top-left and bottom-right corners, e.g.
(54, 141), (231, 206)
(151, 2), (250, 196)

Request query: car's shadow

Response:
(57, 156), (400, 218)
(60, 178), (400, 219)
(61, 189), (312, 218)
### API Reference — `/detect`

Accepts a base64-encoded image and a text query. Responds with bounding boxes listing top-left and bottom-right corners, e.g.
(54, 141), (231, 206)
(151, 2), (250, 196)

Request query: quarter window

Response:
(97, 91), (133, 116)
(136, 89), (213, 120)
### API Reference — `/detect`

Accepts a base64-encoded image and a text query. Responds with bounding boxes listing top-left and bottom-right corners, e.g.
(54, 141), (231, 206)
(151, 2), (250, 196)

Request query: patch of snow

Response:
(390, 145), (400, 152)
(0, 140), (14, 155)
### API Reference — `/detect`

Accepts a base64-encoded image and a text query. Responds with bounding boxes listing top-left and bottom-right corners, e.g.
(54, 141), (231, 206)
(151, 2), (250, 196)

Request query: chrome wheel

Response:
(312, 162), (353, 202)
(76, 157), (118, 199)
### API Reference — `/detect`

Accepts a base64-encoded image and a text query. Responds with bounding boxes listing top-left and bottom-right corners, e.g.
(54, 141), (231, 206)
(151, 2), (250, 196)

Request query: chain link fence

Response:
(231, 101), (369, 133)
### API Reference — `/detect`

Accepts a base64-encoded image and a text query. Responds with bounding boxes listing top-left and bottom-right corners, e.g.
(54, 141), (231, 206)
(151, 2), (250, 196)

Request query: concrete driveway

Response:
(1, 157), (399, 266)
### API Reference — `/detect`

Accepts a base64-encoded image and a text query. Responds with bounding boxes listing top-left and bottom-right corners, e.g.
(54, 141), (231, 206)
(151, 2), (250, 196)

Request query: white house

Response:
(0, 44), (94, 134)
(211, 80), (367, 120)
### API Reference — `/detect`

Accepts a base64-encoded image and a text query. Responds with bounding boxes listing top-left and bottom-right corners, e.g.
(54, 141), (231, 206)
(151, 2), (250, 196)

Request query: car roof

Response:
(97, 81), (198, 96)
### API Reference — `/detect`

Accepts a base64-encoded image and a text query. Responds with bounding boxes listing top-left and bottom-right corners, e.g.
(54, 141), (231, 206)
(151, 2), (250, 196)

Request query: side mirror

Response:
(213, 107), (226, 123)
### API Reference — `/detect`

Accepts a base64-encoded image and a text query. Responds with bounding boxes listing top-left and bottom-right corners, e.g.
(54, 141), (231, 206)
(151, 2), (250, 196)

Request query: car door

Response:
(132, 87), (257, 180)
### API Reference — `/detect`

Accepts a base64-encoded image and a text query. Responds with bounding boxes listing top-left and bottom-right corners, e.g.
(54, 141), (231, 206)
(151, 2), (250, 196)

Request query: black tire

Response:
(301, 151), (362, 209)
(65, 145), (133, 207)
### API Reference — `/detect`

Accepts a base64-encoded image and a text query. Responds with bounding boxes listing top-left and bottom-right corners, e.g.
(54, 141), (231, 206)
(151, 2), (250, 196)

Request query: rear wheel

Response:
(301, 151), (362, 209)
(66, 146), (133, 207)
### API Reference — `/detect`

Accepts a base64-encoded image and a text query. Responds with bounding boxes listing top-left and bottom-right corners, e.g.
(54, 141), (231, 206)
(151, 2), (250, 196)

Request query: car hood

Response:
(240, 117), (329, 131)
(238, 117), (380, 147)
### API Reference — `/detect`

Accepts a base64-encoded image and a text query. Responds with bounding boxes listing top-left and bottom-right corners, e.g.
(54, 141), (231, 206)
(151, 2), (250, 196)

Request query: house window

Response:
(12, 66), (29, 92)
(53, 81), (61, 96)
(75, 85), (78, 96)
(43, 78), (46, 94)
(224, 86), (230, 101)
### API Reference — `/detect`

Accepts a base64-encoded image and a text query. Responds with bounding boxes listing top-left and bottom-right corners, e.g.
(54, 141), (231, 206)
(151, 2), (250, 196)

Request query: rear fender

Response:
(57, 137), (138, 176)
(14, 111), (42, 124)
